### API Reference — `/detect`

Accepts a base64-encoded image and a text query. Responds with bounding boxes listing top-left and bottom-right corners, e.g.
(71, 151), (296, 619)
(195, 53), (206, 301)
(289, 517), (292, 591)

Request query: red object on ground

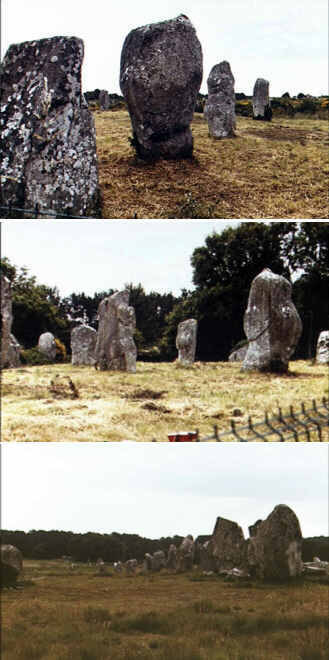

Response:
(168, 431), (198, 442)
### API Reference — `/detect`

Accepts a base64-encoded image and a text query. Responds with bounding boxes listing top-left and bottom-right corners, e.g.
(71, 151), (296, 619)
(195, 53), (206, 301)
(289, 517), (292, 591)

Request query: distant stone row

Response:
(1, 15), (271, 216)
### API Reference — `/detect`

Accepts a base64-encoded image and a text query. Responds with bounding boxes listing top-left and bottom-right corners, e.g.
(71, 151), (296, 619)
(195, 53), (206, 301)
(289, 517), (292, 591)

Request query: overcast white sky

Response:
(1, 443), (328, 539)
(2, 220), (242, 297)
(2, 0), (327, 97)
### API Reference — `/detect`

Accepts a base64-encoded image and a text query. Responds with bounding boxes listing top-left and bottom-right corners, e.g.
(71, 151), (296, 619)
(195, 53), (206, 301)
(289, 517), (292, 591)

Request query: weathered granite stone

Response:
(248, 519), (263, 538)
(95, 290), (137, 372)
(166, 544), (178, 570)
(228, 344), (248, 362)
(1, 275), (21, 368)
(0, 544), (23, 586)
(204, 61), (236, 138)
(99, 90), (110, 110)
(120, 15), (202, 160)
(316, 331), (329, 364)
(247, 504), (303, 580)
(151, 550), (166, 572)
(210, 517), (245, 571)
(176, 318), (197, 365)
(0, 36), (101, 218)
(177, 535), (195, 572)
(38, 331), (57, 361)
(71, 324), (96, 365)
(242, 268), (302, 373)
(252, 78), (272, 121)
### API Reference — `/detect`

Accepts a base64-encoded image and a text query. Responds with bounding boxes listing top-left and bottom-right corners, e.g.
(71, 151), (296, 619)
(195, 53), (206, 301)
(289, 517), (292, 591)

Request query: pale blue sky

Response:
(1, 443), (328, 538)
(2, 0), (327, 97)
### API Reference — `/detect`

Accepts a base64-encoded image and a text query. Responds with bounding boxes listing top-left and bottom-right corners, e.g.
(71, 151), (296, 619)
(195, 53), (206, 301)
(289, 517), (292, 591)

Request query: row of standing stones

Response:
(1, 269), (329, 373)
(1, 15), (272, 217)
(2, 504), (328, 586)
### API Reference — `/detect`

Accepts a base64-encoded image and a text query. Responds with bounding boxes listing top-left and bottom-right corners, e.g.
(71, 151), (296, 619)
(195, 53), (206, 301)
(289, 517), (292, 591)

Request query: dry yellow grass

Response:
(2, 559), (328, 660)
(1, 361), (328, 441)
(94, 110), (328, 219)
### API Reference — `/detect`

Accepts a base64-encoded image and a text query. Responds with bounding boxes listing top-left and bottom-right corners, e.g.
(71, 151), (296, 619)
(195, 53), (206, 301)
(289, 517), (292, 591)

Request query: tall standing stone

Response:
(1, 275), (20, 368)
(166, 544), (178, 570)
(176, 318), (198, 365)
(204, 61), (236, 138)
(242, 268), (302, 373)
(120, 15), (203, 160)
(1, 544), (23, 586)
(209, 517), (245, 571)
(71, 324), (97, 366)
(177, 535), (195, 572)
(95, 290), (137, 372)
(316, 331), (329, 364)
(252, 78), (272, 121)
(99, 90), (110, 110)
(38, 332), (57, 361)
(0, 36), (101, 218)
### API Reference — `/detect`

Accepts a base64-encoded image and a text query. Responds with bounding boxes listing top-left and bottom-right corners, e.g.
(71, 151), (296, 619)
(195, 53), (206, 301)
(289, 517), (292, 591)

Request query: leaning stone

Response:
(204, 61), (236, 138)
(99, 90), (110, 110)
(247, 504), (303, 580)
(242, 268), (302, 373)
(95, 290), (137, 372)
(0, 36), (101, 218)
(1, 276), (20, 368)
(176, 319), (197, 365)
(120, 15), (202, 160)
(228, 344), (248, 362)
(210, 517), (245, 572)
(71, 324), (96, 366)
(252, 78), (272, 121)
(1, 544), (23, 586)
(38, 332), (57, 361)
(316, 331), (329, 364)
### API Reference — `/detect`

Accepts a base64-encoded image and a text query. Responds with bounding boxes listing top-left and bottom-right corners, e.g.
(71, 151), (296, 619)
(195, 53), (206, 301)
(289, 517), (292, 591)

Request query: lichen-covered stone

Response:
(1, 544), (23, 586)
(1, 275), (20, 368)
(204, 61), (236, 138)
(0, 36), (101, 218)
(252, 78), (272, 121)
(176, 318), (197, 365)
(120, 15), (202, 160)
(210, 517), (245, 571)
(38, 331), (57, 361)
(95, 290), (137, 372)
(71, 324), (96, 365)
(242, 268), (302, 373)
(316, 331), (329, 364)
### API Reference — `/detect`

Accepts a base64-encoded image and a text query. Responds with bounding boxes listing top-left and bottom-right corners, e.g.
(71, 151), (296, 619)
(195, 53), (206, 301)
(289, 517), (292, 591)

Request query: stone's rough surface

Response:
(248, 519), (263, 538)
(176, 318), (198, 365)
(1, 275), (21, 368)
(204, 61), (236, 138)
(247, 505), (303, 580)
(177, 535), (195, 572)
(151, 550), (166, 572)
(71, 324), (96, 365)
(1, 544), (23, 585)
(95, 290), (137, 372)
(252, 78), (272, 120)
(228, 344), (248, 362)
(242, 268), (302, 373)
(1, 36), (101, 218)
(316, 331), (329, 364)
(166, 544), (178, 570)
(99, 90), (110, 110)
(120, 15), (202, 160)
(38, 332), (57, 361)
(210, 517), (245, 571)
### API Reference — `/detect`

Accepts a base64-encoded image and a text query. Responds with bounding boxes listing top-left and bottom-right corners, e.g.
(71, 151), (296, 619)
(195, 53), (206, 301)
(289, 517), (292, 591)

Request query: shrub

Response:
(20, 348), (51, 366)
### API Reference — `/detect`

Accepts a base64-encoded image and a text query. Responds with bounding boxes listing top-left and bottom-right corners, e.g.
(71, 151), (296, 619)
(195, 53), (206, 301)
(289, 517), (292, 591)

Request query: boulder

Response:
(228, 344), (248, 362)
(120, 15), (202, 160)
(1, 276), (21, 368)
(0, 36), (101, 218)
(242, 268), (302, 373)
(247, 504), (303, 580)
(316, 331), (329, 364)
(252, 78), (272, 120)
(95, 290), (137, 372)
(38, 332), (57, 361)
(1, 544), (23, 586)
(204, 61), (236, 138)
(151, 550), (166, 572)
(71, 324), (96, 365)
(210, 517), (245, 571)
(177, 535), (195, 572)
(176, 318), (197, 365)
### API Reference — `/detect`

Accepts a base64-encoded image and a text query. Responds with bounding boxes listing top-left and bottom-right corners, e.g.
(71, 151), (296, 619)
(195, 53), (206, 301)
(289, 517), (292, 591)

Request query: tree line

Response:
(1, 222), (328, 362)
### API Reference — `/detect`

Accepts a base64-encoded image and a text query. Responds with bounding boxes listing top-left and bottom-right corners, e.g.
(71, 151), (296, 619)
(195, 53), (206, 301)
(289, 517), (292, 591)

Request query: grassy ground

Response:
(94, 110), (328, 219)
(1, 360), (328, 441)
(2, 559), (328, 660)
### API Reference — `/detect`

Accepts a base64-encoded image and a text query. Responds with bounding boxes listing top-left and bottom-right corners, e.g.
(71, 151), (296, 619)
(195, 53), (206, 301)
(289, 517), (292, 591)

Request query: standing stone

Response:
(99, 90), (110, 110)
(166, 544), (178, 570)
(177, 535), (195, 572)
(247, 504), (303, 580)
(1, 544), (23, 586)
(125, 558), (138, 575)
(1, 275), (21, 368)
(120, 15), (202, 160)
(71, 324), (96, 366)
(252, 78), (272, 121)
(210, 517), (245, 572)
(204, 61), (236, 138)
(95, 290), (137, 372)
(316, 331), (329, 364)
(151, 550), (166, 572)
(38, 332), (57, 361)
(199, 540), (216, 572)
(176, 319), (197, 365)
(0, 36), (101, 218)
(142, 553), (153, 573)
(242, 268), (302, 373)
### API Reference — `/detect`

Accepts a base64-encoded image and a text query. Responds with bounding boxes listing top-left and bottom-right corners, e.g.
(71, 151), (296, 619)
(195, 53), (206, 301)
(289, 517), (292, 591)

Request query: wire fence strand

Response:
(0, 204), (98, 220)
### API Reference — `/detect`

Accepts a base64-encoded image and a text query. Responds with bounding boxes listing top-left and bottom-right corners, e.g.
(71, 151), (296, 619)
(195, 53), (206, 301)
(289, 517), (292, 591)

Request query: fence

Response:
(0, 204), (98, 220)
(165, 398), (328, 442)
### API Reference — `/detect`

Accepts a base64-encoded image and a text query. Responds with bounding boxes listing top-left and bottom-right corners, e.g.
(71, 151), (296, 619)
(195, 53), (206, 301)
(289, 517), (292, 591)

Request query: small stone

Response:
(38, 331), (57, 361)
(204, 61), (236, 138)
(252, 78), (272, 121)
(176, 318), (197, 365)
(1, 544), (23, 586)
(316, 331), (329, 364)
(71, 324), (96, 365)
